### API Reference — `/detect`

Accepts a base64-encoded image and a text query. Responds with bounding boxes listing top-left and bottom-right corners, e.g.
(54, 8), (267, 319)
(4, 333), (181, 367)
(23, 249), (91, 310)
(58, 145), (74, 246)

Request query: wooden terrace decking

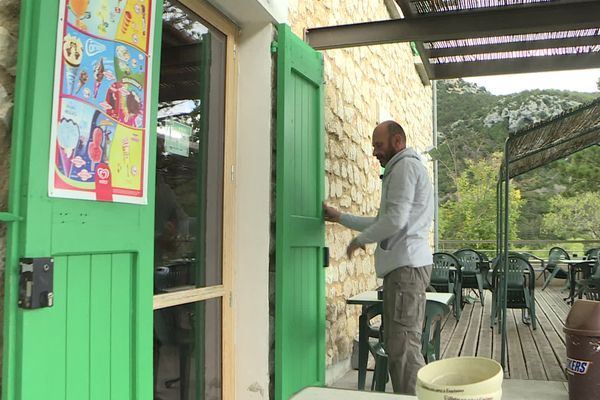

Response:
(440, 284), (568, 381)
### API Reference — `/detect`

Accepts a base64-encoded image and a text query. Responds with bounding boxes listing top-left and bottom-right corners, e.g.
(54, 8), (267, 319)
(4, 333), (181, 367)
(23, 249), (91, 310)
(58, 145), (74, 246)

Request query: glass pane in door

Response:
(154, 297), (222, 399)
(154, 0), (226, 291)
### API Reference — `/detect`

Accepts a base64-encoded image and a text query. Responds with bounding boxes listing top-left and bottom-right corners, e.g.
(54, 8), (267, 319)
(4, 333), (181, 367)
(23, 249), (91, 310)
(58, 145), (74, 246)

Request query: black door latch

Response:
(18, 257), (54, 309)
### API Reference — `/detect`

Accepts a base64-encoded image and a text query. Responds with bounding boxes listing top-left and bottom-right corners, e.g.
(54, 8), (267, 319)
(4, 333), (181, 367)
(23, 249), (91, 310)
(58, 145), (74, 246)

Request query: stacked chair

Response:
(490, 253), (536, 329)
(432, 252), (462, 319)
(453, 249), (487, 306)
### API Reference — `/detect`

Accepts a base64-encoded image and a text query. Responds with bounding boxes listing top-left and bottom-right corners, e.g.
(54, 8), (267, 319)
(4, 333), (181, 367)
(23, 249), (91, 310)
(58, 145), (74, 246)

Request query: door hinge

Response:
(229, 291), (233, 307)
(233, 44), (237, 60)
(271, 40), (278, 54)
(231, 165), (235, 182)
(323, 247), (330, 268)
(0, 212), (23, 222)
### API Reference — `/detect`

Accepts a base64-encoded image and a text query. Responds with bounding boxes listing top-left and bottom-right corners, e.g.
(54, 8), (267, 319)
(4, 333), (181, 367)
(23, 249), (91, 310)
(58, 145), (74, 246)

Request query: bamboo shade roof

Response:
(504, 96), (600, 178)
(306, 0), (600, 79)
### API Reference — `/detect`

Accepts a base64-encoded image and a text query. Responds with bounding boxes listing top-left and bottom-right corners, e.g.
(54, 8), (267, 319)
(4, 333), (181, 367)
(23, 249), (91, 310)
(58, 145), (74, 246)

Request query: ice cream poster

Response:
(49, 0), (154, 204)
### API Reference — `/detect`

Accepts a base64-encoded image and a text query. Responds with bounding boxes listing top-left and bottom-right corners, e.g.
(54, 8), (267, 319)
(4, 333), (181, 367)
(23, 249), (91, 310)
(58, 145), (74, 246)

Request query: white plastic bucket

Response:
(416, 357), (503, 400)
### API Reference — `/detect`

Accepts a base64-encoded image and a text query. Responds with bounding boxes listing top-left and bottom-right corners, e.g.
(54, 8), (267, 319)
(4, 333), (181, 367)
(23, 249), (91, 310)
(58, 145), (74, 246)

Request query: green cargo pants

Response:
(382, 265), (432, 395)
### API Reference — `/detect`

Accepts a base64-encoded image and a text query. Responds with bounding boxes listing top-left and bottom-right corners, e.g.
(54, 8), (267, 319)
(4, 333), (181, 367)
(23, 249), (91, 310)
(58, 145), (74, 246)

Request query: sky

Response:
(463, 68), (600, 96)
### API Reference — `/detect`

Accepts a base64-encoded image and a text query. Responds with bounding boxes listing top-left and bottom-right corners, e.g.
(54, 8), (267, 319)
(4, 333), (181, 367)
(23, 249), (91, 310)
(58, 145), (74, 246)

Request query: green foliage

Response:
(436, 79), (600, 241)
(553, 146), (600, 192)
(439, 154), (525, 251)
(542, 192), (600, 240)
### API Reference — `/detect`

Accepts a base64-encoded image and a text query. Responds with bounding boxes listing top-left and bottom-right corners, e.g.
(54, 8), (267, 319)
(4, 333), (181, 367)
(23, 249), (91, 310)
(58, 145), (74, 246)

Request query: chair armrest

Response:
(523, 253), (545, 269)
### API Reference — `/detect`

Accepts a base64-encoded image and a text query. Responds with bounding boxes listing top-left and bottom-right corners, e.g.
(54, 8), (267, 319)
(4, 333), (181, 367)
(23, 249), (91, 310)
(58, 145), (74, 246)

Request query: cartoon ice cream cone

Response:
(70, 0), (90, 30)
(59, 147), (74, 178)
(121, 11), (132, 34)
(88, 127), (104, 172)
(93, 58), (105, 98)
(63, 35), (83, 94)
(122, 137), (130, 177)
(57, 118), (80, 178)
(75, 70), (88, 94)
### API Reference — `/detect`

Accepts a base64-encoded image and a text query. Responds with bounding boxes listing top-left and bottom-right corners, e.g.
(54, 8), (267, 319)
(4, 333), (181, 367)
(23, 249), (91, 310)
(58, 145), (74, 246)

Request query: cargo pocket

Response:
(393, 290), (425, 330)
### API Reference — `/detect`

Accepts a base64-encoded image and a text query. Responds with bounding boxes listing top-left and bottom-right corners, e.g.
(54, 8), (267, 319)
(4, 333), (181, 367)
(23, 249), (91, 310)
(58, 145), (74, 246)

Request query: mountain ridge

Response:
(435, 78), (600, 240)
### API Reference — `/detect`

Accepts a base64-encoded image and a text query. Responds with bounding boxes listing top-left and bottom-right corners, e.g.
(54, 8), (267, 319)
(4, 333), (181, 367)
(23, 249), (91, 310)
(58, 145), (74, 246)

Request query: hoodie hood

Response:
(382, 147), (421, 178)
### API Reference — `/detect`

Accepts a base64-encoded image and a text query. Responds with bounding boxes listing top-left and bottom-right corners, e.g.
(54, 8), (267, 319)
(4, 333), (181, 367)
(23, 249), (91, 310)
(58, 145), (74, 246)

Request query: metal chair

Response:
(453, 249), (486, 306)
(584, 247), (600, 260)
(368, 297), (452, 392)
(421, 298), (452, 363)
(510, 251), (546, 281)
(432, 252), (462, 319)
(356, 302), (383, 391)
(491, 254), (536, 329)
(541, 246), (570, 290)
(575, 258), (600, 301)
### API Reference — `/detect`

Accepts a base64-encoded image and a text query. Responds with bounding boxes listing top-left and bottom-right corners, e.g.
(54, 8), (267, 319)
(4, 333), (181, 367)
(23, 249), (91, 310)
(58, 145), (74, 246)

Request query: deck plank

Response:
(507, 310), (528, 380)
(439, 310), (457, 356)
(514, 309), (546, 380)
(536, 290), (567, 345)
(442, 303), (473, 359)
(531, 292), (567, 380)
(432, 286), (567, 382)
(462, 302), (483, 357)
(477, 293), (493, 359)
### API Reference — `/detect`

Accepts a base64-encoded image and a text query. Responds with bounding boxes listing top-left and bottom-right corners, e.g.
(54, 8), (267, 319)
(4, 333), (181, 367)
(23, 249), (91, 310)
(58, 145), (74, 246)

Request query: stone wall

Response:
(0, 0), (20, 389)
(289, 0), (434, 370)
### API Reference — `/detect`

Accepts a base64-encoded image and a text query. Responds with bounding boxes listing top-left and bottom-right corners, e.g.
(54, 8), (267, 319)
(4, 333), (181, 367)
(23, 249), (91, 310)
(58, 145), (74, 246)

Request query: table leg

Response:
(357, 307), (368, 390)
(566, 265), (576, 304)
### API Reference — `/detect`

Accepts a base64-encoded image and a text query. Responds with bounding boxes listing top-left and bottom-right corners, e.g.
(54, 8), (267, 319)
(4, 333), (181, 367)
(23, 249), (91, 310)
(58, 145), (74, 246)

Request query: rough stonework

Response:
(289, 0), (434, 371)
(0, 0), (20, 388)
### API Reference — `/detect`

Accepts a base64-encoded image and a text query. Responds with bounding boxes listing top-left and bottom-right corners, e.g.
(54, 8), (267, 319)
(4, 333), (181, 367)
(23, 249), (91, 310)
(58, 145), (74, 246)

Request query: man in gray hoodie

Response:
(323, 120), (433, 395)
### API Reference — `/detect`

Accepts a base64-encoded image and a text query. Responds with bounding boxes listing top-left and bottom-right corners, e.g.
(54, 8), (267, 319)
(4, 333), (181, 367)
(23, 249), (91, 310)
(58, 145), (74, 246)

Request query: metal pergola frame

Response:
(305, 0), (600, 80)
(302, 0), (600, 374)
(496, 97), (600, 369)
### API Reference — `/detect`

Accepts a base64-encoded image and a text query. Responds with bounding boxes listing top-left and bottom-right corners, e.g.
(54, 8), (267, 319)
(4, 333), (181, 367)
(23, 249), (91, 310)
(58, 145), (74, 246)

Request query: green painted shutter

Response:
(3, 2), (162, 399)
(275, 24), (326, 400)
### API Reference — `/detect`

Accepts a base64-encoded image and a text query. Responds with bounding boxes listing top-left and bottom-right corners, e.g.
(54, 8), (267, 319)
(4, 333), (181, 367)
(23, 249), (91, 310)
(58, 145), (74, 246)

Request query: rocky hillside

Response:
(435, 79), (600, 240)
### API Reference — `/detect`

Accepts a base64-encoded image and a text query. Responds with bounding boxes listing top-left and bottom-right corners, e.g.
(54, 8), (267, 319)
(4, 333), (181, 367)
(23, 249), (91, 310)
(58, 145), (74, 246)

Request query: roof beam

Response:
(304, 2), (600, 50)
(394, 0), (595, 17)
(428, 52), (600, 79)
(392, 0), (435, 80)
(424, 35), (600, 58)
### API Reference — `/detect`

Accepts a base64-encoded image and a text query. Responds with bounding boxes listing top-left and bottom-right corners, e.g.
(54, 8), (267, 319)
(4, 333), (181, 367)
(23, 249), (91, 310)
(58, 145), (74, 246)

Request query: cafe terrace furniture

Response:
(432, 252), (462, 320)
(584, 247), (600, 260)
(347, 291), (454, 391)
(575, 257), (600, 301)
(541, 246), (570, 290)
(552, 258), (597, 304)
(454, 249), (487, 306)
(490, 254), (536, 330)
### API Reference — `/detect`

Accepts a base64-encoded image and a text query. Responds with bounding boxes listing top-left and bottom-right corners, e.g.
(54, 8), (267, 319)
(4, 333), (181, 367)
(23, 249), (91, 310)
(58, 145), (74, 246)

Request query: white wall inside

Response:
(233, 23), (275, 400)
(207, 0), (287, 24)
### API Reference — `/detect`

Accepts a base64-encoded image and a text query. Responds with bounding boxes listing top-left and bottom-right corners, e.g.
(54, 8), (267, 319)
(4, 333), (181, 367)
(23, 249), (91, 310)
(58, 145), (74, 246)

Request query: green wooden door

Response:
(3, 2), (162, 399)
(275, 24), (326, 400)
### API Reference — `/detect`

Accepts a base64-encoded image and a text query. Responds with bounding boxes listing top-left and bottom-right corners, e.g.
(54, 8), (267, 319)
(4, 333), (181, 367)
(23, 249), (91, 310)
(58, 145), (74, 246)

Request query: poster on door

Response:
(48, 0), (155, 204)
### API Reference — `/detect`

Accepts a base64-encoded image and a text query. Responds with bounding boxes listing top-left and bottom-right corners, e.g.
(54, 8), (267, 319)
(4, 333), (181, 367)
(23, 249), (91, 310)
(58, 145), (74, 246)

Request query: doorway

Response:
(153, 1), (235, 398)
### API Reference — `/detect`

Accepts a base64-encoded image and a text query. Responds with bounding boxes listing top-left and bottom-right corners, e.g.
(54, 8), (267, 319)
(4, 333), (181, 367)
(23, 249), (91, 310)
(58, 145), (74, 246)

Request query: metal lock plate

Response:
(18, 257), (54, 309)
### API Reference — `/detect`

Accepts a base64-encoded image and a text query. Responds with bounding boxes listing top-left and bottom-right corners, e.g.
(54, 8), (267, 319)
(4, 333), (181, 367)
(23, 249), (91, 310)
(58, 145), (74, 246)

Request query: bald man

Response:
(324, 120), (433, 395)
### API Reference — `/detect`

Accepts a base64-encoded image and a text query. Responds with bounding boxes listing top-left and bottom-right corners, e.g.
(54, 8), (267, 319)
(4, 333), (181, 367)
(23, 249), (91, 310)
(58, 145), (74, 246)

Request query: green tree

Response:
(542, 192), (600, 239)
(440, 153), (525, 251)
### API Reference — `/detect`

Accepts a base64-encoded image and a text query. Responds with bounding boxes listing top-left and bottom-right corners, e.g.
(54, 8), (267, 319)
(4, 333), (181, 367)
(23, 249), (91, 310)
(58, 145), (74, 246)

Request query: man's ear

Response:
(392, 134), (404, 151)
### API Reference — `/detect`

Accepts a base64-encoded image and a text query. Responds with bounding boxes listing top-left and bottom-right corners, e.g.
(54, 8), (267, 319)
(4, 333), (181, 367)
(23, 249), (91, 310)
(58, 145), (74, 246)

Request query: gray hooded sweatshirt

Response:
(339, 148), (434, 278)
